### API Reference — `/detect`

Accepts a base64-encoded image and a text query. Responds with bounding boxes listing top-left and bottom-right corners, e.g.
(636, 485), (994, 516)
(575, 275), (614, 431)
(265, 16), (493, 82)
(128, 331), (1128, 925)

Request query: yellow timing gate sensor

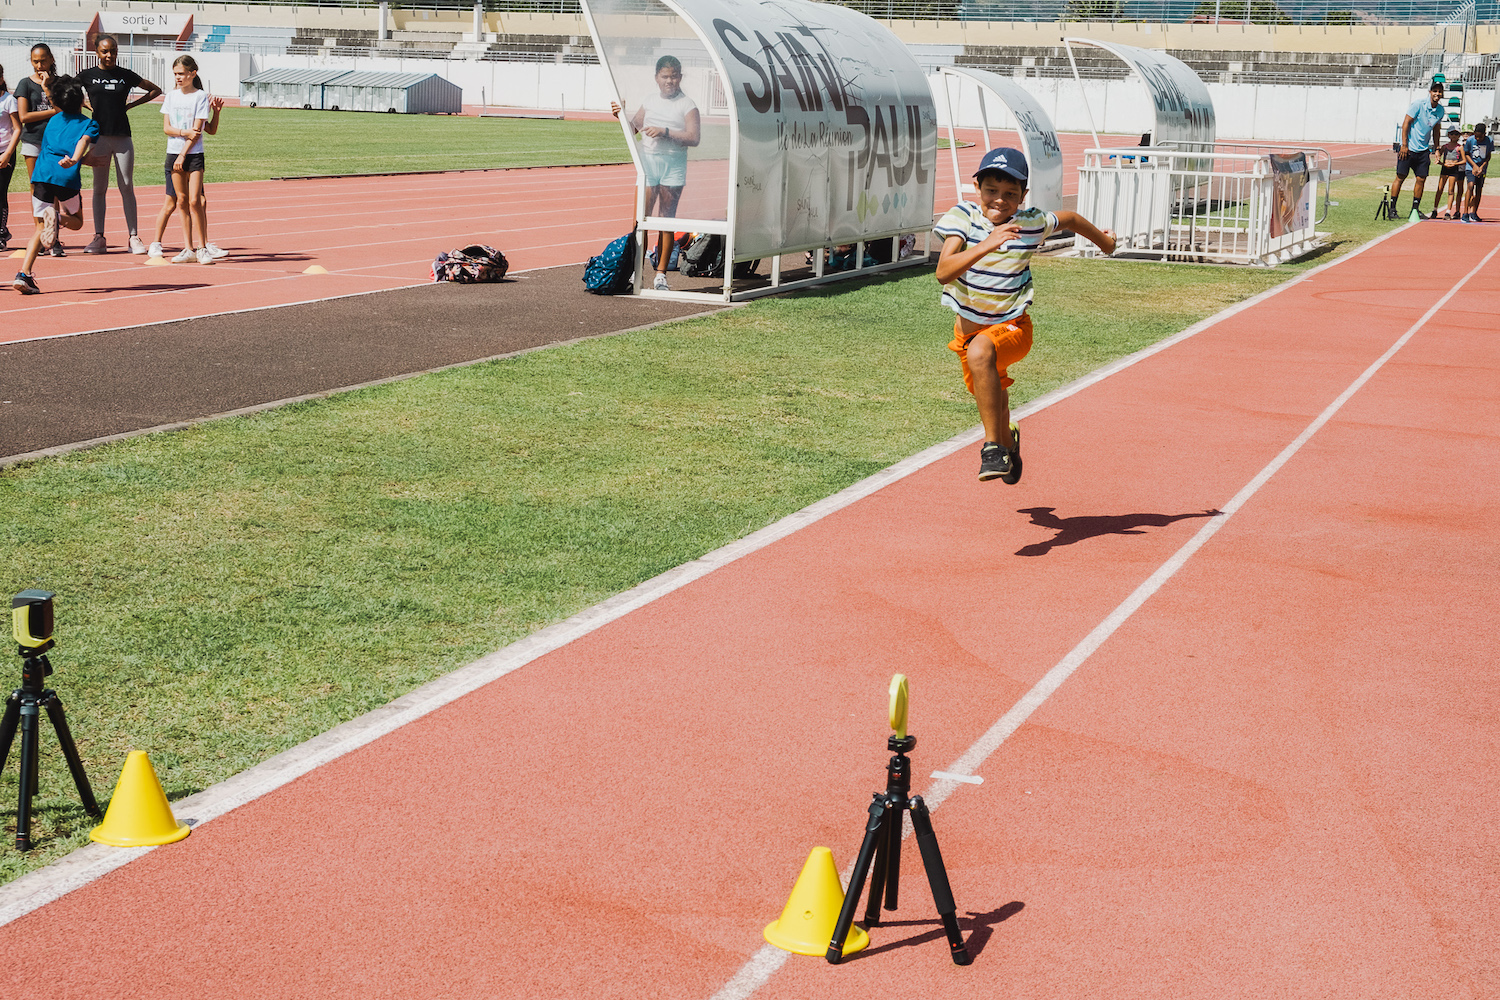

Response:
(888, 673), (909, 739)
(12, 590), (55, 649)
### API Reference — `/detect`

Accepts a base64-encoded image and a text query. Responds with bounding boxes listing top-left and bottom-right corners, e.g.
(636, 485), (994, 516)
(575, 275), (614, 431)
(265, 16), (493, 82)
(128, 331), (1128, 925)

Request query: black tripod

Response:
(1375, 184), (1396, 221)
(0, 641), (100, 851)
(826, 733), (971, 966)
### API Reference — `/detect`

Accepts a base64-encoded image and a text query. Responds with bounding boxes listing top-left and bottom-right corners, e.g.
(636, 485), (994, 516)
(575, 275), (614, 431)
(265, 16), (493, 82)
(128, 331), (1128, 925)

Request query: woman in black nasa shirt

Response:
(76, 34), (161, 254)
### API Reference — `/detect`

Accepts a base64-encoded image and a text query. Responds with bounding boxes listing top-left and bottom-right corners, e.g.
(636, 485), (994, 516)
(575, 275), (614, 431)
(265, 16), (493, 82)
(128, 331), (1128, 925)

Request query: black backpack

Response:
(583, 229), (637, 295)
(680, 234), (759, 279)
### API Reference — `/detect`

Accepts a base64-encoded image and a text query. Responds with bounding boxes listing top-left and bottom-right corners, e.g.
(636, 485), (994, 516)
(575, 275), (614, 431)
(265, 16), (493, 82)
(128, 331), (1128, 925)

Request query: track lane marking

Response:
(705, 233), (1500, 1000)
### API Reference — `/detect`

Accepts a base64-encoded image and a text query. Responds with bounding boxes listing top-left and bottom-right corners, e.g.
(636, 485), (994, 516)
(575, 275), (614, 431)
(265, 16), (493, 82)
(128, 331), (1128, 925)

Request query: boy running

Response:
(935, 147), (1116, 482)
(13, 74), (95, 294)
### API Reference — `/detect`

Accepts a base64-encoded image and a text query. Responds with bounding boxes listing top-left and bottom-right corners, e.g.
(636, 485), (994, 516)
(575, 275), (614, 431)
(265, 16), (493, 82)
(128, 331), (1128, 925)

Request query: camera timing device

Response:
(13, 589), (55, 653)
(825, 674), (971, 966)
(1, 590), (100, 850)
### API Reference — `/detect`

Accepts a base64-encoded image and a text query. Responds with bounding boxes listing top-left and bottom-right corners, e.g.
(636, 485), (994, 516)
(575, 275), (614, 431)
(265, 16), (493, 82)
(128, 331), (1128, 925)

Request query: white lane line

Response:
(0, 225), (1461, 927)
(707, 239), (1500, 1000)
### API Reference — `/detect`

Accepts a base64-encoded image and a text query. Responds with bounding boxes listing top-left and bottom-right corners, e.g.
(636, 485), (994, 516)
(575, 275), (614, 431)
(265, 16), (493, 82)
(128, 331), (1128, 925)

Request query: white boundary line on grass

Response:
(0, 221), (1416, 928)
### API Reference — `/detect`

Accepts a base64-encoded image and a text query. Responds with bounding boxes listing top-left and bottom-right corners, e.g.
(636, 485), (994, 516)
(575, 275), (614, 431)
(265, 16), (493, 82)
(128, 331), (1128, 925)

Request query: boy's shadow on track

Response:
(842, 902), (1024, 962)
(1016, 507), (1223, 557)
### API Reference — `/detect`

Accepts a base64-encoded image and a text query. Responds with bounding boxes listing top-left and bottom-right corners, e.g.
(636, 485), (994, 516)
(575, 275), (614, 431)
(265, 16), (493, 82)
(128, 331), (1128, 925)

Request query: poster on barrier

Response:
(583, 0), (937, 263)
(1269, 152), (1311, 238)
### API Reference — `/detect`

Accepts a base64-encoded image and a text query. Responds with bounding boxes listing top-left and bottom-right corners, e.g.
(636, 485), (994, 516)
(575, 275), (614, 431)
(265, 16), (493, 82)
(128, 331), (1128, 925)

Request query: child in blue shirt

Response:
(13, 74), (96, 293)
(1461, 122), (1493, 223)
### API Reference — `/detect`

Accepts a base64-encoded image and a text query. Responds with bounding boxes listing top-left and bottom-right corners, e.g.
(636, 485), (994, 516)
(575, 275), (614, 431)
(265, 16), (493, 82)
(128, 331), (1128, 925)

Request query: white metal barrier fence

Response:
(1075, 142), (1331, 266)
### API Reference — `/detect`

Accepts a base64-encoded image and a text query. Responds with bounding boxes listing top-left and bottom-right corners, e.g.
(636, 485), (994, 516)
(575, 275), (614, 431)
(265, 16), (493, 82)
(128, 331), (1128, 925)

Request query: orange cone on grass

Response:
(763, 846), (869, 957)
(89, 750), (191, 846)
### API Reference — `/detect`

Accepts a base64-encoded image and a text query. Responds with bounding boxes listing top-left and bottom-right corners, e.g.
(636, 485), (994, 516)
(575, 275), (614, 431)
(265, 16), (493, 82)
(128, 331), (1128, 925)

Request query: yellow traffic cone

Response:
(302, 264), (328, 274)
(763, 846), (869, 957)
(89, 751), (191, 847)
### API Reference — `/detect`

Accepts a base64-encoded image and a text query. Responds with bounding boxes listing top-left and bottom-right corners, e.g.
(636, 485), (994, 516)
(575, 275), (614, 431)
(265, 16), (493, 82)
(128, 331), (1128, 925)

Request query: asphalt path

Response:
(0, 265), (723, 464)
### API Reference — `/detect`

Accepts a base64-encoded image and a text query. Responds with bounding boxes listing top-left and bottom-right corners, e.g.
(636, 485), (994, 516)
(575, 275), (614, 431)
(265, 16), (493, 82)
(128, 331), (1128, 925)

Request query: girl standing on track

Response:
(0, 65), (21, 250)
(612, 54), (699, 292)
(77, 34), (162, 254)
(16, 44), (67, 257)
(148, 55), (217, 265)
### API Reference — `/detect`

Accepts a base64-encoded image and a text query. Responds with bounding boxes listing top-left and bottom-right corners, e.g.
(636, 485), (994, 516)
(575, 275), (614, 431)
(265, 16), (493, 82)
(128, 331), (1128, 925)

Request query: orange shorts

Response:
(949, 315), (1034, 394)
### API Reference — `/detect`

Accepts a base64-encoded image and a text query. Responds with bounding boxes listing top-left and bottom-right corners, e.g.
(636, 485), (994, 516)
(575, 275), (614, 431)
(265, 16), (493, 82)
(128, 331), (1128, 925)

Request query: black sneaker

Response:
(978, 441), (1011, 482)
(13, 271), (39, 295)
(1387, 202), (1400, 221)
(1001, 423), (1023, 485)
(49, 241), (65, 258)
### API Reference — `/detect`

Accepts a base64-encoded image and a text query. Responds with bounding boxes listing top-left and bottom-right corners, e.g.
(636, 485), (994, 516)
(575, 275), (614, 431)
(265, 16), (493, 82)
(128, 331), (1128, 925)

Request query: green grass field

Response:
(0, 126), (1396, 881)
(6, 108), (632, 191)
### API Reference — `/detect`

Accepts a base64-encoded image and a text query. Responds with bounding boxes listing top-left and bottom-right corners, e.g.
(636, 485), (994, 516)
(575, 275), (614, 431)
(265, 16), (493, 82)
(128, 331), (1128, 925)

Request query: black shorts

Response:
(1440, 164), (1464, 179)
(30, 181), (83, 217)
(1397, 149), (1432, 179)
(164, 152), (206, 196)
(1467, 174), (1486, 196)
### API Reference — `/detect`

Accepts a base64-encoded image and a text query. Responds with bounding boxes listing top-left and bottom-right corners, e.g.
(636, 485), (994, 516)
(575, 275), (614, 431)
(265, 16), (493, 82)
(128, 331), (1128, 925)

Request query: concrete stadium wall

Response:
(253, 50), (615, 111)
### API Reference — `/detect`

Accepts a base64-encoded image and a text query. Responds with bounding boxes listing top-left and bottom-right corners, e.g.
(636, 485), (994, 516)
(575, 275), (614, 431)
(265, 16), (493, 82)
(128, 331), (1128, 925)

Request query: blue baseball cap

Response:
(974, 147), (1029, 184)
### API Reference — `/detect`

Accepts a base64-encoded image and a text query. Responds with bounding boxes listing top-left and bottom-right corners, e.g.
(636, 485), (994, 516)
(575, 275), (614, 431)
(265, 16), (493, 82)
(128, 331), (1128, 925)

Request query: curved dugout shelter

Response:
(1062, 38), (1216, 155)
(936, 66), (1064, 213)
(581, 0), (938, 301)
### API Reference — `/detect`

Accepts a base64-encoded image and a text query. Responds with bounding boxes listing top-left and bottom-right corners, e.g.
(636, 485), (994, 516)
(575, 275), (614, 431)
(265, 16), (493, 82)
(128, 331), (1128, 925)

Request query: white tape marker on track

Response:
(707, 239), (1500, 1000)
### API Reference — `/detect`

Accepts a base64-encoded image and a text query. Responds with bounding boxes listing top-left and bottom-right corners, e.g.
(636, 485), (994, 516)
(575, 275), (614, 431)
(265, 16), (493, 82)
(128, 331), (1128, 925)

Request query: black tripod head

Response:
(18, 649), (54, 695)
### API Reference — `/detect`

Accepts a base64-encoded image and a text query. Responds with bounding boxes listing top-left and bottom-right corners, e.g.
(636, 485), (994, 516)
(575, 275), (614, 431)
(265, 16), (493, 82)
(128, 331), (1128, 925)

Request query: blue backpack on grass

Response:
(583, 229), (637, 295)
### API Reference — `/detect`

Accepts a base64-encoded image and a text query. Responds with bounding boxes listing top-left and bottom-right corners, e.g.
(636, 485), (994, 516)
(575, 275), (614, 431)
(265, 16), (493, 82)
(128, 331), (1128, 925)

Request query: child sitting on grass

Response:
(935, 147), (1116, 483)
(12, 74), (95, 294)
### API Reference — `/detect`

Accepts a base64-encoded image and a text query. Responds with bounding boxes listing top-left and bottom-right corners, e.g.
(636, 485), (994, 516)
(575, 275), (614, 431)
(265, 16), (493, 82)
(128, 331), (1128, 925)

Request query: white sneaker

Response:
(195, 247), (216, 265)
(171, 248), (195, 263)
(204, 243), (228, 259)
(39, 207), (57, 250)
(84, 234), (108, 254)
(129, 235), (147, 255)
(147, 241), (164, 258)
(653, 273), (669, 291)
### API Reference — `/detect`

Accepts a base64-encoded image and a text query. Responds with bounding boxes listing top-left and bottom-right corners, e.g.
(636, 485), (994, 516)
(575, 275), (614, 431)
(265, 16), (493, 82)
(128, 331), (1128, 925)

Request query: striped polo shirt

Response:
(934, 202), (1058, 324)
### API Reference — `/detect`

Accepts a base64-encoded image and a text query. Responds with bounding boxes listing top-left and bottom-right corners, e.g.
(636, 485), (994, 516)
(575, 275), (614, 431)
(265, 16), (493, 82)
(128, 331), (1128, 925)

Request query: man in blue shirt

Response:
(1461, 122), (1494, 223)
(1390, 80), (1446, 220)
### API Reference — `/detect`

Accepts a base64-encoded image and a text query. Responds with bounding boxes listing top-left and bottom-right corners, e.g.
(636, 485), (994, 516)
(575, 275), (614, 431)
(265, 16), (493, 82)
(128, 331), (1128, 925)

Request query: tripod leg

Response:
(827, 794), (890, 965)
(43, 694), (100, 816)
(0, 693), (19, 775)
(863, 808), (887, 925)
(15, 701), (40, 851)
(881, 799), (902, 913)
(908, 795), (971, 966)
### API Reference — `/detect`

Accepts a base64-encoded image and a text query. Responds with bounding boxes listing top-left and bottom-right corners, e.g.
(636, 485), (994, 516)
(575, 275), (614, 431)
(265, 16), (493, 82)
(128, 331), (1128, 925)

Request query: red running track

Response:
(0, 218), (1494, 999)
(1, 133), (1387, 346)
